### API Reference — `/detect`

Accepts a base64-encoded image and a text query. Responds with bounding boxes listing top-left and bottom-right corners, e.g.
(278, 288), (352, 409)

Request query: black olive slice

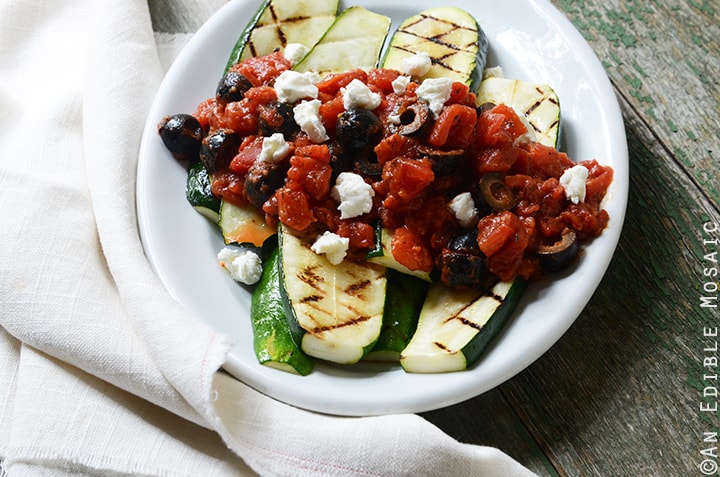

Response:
(336, 109), (382, 150)
(478, 173), (516, 211)
(397, 101), (431, 136)
(476, 101), (496, 114)
(536, 228), (578, 272)
(417, 145), (464, 178)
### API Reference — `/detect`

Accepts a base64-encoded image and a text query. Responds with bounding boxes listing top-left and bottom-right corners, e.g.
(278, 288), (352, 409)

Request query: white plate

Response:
(137, 0), (628, 416)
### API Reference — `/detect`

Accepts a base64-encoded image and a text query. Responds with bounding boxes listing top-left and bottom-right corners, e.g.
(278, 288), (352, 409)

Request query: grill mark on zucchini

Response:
(390, 14), (478, 78)
(298, 265), (325, 290)
(309, 314), (374, 334)
(433, 341), (451, 351)
(250, 12), (316, 55)
(345, 279), (372, 296)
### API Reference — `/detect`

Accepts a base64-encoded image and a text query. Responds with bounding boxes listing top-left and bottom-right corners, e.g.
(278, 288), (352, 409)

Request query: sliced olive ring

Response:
(536, 228), (579, 272)
(397, 101), (431, 136)
(479, 173), (516, 211)
(476, 101), (497, 114)
(417, 145), (464, 178)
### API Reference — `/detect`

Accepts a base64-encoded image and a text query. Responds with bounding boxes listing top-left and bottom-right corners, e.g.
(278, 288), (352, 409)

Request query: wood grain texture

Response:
(147, 1), (720, 475)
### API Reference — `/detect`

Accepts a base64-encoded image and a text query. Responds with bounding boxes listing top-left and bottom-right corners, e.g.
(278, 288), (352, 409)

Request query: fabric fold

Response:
(0, 0), (538, 475)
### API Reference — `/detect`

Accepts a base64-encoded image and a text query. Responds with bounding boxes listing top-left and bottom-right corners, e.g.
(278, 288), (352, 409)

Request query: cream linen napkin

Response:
(0, 0), (538, 476)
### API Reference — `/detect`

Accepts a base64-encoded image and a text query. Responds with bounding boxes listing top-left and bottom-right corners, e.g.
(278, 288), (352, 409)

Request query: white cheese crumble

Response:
(217, 247), (263, 285)
(416, 77), (453, 117)
(274, 70), (318, 103)
(402, 51), (432, 77)
(559, 165), (589, 204)
(331, 172), (375, 219)
(293, 99), (329, 143)
(449, 192), (479, 227)
(259, 133), (290, 163)
(512, 110), (537, 146)
(311, 231), (350, 265)
(283, 43), (308, 65)
(482, 65), (504, 79)
(391, 75), (411, 94)
(341, 78), (382, 110)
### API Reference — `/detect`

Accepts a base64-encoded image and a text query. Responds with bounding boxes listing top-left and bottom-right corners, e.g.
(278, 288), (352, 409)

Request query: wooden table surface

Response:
(149, 1), (720, 475)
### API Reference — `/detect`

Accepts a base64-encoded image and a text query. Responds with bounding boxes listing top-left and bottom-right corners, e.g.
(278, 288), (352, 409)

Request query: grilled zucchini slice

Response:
(218, 200), (275, 247)
(400, 278), (527, 373)
(293, 6), (391, 77)
(226, 0), (340, 69)
(380, 7), (488, 90)
(279, 225), (387, 364)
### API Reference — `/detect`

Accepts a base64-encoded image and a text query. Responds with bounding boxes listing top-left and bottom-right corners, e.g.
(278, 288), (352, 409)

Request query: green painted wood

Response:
(552, 0), (719, 206)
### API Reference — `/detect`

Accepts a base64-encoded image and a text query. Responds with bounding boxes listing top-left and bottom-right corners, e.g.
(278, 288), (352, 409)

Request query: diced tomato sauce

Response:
(181, 52), (613, 285)
(230, 51), (291, 86)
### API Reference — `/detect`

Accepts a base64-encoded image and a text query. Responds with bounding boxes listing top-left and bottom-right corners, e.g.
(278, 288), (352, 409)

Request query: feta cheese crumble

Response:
(402, 51), (432, 77)
(259, 133), (291, 163)
(559, 165), (589, 204)
(283, 43), (308, 65)
(512, 110), (537, 146)
(416, 77), (453, 117)
(293, 99), (329, 143)
(391, 75), (411, 94)
(482, 65), (504, 79)
(217, 247), (263, 285)
(311, 231), (349, 265)
(341, 79), (382, 110)
(274, 70), (318, 103)
(331, 172), (375, 219)
(449, 192), (479, 227)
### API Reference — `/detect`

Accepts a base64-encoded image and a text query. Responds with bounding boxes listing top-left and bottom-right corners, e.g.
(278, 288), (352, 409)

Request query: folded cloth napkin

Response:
(0, 0), (538, 475)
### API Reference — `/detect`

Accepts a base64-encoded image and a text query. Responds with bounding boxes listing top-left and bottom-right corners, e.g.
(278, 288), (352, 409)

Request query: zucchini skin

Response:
(365, 270), (429, 361)
(225, 0), (267, 71)
(185, 162), (220, 222)
(250, 244), (315, 375)
(456, 278), (527, 365)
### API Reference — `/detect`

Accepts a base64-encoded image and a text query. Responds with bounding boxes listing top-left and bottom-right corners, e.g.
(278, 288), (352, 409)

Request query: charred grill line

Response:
(310, 314), (373, 334)
(392, 45), (466, 76)
(344, 279), (371, 296)
(433, 341), (450, 351)
(298, 265), (325, 292)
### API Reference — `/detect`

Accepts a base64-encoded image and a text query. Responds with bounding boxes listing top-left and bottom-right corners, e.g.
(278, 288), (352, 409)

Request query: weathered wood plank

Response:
(551, 0), (720, 208)
(423, 389), (560, 476)
(497, 91), (720, 475)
